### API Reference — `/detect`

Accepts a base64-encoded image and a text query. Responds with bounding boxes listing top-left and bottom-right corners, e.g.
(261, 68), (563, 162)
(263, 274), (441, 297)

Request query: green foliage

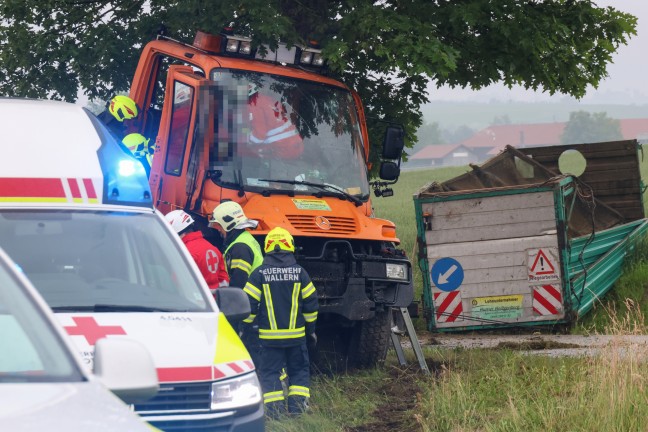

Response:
(561, 110), (623, 144)
(0, 0), (637, 163)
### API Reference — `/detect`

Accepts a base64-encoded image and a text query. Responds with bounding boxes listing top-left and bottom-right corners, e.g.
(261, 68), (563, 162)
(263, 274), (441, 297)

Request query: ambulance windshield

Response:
(207, 69), (370, 199)
(0, 210), (211, 312)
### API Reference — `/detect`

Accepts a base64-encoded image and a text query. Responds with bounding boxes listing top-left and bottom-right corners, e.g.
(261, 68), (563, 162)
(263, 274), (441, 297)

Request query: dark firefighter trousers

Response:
(260, 343), (310, 416)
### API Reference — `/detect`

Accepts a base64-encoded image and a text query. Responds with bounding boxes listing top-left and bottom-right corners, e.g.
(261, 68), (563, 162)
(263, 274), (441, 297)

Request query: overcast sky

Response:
(428, 0), (647, 104)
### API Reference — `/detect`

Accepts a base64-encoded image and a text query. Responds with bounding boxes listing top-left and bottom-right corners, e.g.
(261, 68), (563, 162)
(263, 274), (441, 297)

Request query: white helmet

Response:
(165, 210), (194, 234)
(210, 201), (251, 232)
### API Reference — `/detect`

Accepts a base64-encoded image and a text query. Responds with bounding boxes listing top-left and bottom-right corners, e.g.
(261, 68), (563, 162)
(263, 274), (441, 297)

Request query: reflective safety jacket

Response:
(181, 231), (229, 290)
(243, 252), (318, 347)
(247, 93), (304, 160)
(223, 229), (263, 288)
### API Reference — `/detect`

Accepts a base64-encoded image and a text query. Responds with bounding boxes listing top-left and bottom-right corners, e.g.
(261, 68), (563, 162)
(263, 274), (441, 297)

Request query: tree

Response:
(561, 111), (622, 144)
(0, 0), (637, 163)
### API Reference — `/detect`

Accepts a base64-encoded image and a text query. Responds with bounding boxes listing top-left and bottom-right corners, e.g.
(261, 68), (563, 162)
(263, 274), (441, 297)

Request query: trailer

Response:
(414, 140), (648, 331)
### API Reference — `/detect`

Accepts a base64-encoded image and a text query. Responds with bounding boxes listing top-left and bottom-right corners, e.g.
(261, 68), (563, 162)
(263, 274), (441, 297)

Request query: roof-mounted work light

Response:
(224, 34), (253, 56)
(296, 41), (325, 68)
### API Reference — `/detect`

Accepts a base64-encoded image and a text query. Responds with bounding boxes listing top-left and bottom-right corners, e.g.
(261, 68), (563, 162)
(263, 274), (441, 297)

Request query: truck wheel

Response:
(348, 309), (391, 369)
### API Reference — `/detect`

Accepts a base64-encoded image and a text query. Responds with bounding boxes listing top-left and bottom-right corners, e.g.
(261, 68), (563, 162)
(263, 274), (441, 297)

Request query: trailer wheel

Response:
(348, 309), (391, 369)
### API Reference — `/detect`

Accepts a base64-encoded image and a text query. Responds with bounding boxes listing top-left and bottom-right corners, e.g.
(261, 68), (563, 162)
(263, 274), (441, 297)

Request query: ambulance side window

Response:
(165, 81), (194, 176)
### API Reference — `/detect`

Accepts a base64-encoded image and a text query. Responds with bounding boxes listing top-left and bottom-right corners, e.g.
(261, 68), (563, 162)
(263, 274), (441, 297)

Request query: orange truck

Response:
(126, 29), (413, 368)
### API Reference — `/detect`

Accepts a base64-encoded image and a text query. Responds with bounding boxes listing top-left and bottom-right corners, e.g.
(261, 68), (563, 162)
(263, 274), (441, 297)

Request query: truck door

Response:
(149, 65), (211, 215)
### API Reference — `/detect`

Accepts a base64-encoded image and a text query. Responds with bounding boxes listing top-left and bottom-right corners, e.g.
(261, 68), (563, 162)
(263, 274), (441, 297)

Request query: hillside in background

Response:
(421, 100), (648, 131)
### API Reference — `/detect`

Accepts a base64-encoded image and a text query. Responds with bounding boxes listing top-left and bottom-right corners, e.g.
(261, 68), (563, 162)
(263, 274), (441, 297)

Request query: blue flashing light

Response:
(85, 111), (153, 208)
(118, 159), (138, 177)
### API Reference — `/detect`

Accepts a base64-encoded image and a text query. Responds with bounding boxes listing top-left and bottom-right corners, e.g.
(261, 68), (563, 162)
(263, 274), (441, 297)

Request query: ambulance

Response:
(0, 98), (264, 431)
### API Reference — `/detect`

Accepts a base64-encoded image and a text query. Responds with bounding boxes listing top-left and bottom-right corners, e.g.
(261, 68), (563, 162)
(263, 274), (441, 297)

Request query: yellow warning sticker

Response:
(292, 199), (331, 211)
(471, 295), (523, 320)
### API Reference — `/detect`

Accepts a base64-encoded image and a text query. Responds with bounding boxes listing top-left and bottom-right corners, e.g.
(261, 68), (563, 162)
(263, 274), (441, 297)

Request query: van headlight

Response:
(386, 263), (408, 280)
(211, 373), (262, 410)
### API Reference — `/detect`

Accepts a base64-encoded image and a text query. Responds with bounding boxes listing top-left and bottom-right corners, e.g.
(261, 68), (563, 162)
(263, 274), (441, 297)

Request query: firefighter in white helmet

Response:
(242, 227), (318, 418)
(166, 210), (229, 292)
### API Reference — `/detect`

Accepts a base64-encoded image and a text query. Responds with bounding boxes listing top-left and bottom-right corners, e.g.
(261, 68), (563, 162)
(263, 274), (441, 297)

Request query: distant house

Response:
(460, 122), (565, 159)
(620, 118), (648, 144)
(406, 144), (478, 169)
(460, 118), (648, 160)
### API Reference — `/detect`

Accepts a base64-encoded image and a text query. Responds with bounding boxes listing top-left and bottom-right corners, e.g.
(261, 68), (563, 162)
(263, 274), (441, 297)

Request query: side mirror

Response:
(93, 338), (159, 404)
(214, 287), (251, 322)
(379, 161), (400, 181)
(382, 125), (405, 160)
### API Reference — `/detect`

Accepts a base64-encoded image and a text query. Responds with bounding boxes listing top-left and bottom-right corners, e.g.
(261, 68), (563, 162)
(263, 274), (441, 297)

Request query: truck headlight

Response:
(386, 263), (407, 281)
(211, 372), (262, 410)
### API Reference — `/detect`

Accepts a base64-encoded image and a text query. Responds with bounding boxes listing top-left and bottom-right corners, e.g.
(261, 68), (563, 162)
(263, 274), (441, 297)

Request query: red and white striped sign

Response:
(533, 284), (563, 316)
(434, 291), (463, 322)
(213, 360), (255, 379)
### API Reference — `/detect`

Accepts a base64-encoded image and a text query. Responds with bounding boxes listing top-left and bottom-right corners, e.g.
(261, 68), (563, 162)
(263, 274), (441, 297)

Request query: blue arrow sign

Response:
(431, 257), (464, 292)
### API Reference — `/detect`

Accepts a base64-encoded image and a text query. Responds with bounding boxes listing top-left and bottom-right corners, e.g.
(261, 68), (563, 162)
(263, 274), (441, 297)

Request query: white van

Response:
(0, 98), (264, 431)
(0, 245), (159, 432)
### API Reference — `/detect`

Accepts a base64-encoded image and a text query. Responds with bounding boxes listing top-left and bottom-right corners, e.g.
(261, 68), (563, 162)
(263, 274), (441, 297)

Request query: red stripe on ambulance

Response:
(0, 178), (65, 197)
(83, 178), (98, 198)
(67, 178), (81, 198)
(434, 291), (463, 322)
(0, 177), (98, 202)
(533, 284), (563, 315)
(157, 366), (213, 382)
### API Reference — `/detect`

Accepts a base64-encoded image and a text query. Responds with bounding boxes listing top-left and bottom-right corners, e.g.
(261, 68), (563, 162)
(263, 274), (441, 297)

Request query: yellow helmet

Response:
(109, 95), (138, 122)
(122, 133), (151, 158)
(264, 227), (295, 253)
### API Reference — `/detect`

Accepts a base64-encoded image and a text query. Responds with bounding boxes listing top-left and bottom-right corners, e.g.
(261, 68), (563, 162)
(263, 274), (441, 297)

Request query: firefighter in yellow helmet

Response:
(242, 227), (319, 418)
(98, 95), (139, 135)
(122, 133), (154, 177)
(109, 95), (139, 122)
(210, 201), (264, 368)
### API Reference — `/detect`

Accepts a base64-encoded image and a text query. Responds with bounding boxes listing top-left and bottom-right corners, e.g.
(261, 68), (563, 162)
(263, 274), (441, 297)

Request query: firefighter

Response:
(242, 227), (318, 418)
(122, 132), (154, 177)
(98, 95), (140, 137)
(209, 201), (264, 366)
(246, 84), (304, 160)
(165, 210), (229, 292)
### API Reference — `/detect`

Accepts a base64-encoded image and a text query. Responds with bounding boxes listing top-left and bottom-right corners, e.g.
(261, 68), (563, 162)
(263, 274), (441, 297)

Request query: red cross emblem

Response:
(64, 316), (127, 345)
(206, 249), (219, 274)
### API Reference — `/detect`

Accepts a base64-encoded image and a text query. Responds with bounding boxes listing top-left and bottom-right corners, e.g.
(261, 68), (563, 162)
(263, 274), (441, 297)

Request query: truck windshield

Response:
(208, 69), (370, 199)
(0, 210), (211, 313)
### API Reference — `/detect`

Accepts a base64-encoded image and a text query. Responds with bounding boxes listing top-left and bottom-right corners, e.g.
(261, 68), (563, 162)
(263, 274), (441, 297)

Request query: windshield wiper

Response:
(52, 304), (177, 312)
(258, 179), (363, 207)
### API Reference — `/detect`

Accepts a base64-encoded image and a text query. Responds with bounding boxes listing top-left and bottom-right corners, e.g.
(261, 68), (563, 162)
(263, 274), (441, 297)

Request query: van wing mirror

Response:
(382, 125), (405, 160)
(214, 287), (251, 322)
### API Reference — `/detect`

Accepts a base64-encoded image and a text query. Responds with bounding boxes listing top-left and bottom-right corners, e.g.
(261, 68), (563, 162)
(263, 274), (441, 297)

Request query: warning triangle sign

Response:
(530, 249), (555, 275)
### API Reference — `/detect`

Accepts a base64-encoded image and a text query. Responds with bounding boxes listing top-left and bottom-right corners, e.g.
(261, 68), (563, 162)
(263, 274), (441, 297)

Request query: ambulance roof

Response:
(0, 98), (152, 208)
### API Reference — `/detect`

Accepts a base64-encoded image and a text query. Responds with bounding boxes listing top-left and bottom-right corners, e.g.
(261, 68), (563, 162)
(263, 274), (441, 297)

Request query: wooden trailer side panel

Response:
(422, 191), (566, 329)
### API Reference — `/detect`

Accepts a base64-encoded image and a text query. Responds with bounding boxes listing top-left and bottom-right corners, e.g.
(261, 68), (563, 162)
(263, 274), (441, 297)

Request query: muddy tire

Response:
(348, 309), (391, 369)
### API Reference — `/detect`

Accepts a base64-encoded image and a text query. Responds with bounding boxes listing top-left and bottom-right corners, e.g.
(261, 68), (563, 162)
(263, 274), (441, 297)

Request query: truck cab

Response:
(128, 31), (413, 368)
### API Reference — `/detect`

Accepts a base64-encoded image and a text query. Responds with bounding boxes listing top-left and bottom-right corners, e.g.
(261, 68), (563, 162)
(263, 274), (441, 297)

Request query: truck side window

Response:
(165, 82), (194, 176)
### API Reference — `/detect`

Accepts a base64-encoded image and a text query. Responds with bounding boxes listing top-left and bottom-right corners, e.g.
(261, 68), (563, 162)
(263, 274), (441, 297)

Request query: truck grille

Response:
(134, 382), (211, 412)
(287, 214), (357, 234)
